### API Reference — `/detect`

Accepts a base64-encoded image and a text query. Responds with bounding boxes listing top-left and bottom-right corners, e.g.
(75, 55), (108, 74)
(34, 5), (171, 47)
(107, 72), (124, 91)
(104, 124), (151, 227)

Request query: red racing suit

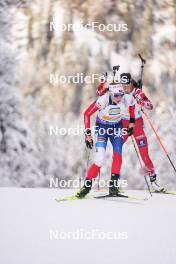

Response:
(122, 85), (155, 175)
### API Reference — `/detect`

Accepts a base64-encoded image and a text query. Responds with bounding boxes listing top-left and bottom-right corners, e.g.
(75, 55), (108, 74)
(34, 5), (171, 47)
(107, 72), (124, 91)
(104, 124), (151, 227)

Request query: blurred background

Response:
(0, 0), (175, 189)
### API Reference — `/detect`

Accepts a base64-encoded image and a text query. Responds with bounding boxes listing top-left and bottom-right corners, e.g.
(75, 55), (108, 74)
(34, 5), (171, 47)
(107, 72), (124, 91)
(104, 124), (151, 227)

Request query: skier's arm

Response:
(135, 89), (153, 110)
(96, 73), (108, 96)
(127, 105), (135, 136)
(84, 101), (99, 131)
(84, 89), (107, 149)
(96, 82), (108, 96)
(84, 101), (99, 149)
(129, 105), (135, 124)
(84, 75), (107, 130)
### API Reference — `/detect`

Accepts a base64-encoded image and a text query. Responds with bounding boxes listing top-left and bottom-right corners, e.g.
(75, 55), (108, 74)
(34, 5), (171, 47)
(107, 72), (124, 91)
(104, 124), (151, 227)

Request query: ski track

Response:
(0, 188), (176, 264)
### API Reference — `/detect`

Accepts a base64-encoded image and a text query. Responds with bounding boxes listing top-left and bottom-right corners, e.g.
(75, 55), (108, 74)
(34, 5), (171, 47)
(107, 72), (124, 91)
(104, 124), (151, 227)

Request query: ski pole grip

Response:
(113, 65), (120, 71)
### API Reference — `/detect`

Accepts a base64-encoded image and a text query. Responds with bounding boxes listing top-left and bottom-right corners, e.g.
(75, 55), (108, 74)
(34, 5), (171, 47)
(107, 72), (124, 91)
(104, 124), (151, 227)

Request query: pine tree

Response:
(0, 0), (42, 186)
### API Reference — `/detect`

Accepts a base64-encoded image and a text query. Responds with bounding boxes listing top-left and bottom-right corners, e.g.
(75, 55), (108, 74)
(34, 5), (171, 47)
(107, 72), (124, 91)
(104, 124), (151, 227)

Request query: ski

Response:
(147, 190), (176, 196)
(55, 196), (78, 202)
(94, 193), (148, 201)
(55, 193), (148, 203)
(55, 195), (93, 203)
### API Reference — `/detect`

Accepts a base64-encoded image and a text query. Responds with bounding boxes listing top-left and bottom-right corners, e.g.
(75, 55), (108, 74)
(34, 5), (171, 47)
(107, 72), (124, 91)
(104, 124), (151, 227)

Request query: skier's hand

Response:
(143, 100), (153, 110)
(137, 79), (142, 89)
(96, 84), (108, 96)
(127, 127), (134, 136)
(96, 73), (108, 96)
(131, 78), (138, 87)
(138, 99), (153, 110)
(85, 135), (94, 149)
(85, 129), (94, 149)
(127, 123), (134, 136)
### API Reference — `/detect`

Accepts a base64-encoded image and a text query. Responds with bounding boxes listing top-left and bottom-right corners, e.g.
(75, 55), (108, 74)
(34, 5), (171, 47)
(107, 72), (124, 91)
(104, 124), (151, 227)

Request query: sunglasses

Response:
(113, 93), (124, 98)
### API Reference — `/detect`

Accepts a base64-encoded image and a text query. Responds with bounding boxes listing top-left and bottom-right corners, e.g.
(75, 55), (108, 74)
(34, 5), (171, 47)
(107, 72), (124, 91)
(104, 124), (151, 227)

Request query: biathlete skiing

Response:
(95, 71), (164, 191)
(120, 72), (164, 191)
(76, 79), (136, 198)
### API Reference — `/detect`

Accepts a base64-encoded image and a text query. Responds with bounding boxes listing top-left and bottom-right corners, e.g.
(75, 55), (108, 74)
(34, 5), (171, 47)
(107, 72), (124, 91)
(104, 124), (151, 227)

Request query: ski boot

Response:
(149, 174), (166, 193)
(76, 179), (92, 198)
(109, 174), (120, 196)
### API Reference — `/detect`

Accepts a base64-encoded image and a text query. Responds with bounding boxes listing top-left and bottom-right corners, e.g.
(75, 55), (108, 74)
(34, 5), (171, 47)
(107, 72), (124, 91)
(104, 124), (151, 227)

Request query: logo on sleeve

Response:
(138, 139), (146, 147)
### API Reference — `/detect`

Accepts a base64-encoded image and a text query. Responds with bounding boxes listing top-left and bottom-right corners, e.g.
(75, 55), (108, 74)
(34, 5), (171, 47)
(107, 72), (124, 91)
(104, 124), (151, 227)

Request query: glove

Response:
(143, 100), (153, 110)
(135, 89), (145, 105)
(137, 79), (142, 89)
(96, 73), (108, 96)
(137, 98), (153, 110)
(131, 79), (142, 89)
(96, 84), (108, 96)
(127, 121), (134, 136)
(131, 79), (138, 87)
(127, 126), (134, 136)
(85, 129), (93, 149)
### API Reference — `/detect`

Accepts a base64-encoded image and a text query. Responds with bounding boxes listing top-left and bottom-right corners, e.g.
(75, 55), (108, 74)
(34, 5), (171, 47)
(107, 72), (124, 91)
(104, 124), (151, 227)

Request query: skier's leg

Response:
(133, 121), (165, 192)
(122, 119), (129, 143)
(86, 131), (108, 180)
(133, 125), (155, 174)
(86, 149), (105, 180)
(109, 125), (124, 195)
(76, 126), (108, 198)
(111, 150), (123, 175)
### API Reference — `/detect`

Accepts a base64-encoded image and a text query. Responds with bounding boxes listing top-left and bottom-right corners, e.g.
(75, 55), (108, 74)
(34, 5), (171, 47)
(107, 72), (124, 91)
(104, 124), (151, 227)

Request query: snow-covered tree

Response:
(0, 0), (42, 186)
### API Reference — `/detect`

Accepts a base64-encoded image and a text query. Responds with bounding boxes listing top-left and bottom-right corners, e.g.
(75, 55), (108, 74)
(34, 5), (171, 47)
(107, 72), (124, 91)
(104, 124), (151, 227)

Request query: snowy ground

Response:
(0, 188), (176, 264)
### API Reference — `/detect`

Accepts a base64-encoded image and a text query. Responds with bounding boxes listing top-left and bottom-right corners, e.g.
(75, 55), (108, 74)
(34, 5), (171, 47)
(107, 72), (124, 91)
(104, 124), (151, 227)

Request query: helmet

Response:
(120, 73), (131, 84)
(108, 83), (124, 96)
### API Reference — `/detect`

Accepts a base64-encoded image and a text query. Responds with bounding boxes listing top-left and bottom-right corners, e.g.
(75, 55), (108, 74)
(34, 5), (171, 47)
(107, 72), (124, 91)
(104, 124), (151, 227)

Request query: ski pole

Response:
(138, 54), (146, 79)
(131, 136), (152, 197)
(86, 148), (101, 191)
(138, 54), (146, 88)
(97, 171), (101, 191)
(131, 136), (143, 169)
(142, 109), (176, 173)
(112, 65), (120, 82)
(80, 148), (90, 186)
(86, 148), (90, 169)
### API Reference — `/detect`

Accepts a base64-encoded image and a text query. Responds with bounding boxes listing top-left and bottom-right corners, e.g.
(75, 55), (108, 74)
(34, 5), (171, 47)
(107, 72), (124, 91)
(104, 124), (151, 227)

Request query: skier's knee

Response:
(94, 157), (105, 167)
(94, 148), (106, 167)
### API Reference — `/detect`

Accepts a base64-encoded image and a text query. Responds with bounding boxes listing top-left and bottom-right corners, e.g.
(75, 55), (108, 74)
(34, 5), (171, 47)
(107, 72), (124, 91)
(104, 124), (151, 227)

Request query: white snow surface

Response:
(0, 188), (176, 264)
